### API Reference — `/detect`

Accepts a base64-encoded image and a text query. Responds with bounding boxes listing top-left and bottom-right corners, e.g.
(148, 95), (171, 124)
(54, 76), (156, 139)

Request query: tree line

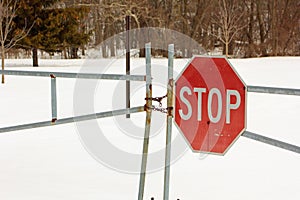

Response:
(86, 0), (299, 58)
(1, 0), (90, 71)
(1, 0), (299, 68)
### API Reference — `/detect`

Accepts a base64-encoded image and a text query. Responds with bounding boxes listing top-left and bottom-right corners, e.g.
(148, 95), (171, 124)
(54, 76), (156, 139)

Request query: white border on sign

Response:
(173, 55), (248, 156)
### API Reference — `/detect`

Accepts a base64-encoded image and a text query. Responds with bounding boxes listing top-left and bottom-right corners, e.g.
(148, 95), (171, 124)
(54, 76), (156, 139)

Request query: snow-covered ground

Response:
(0, 57), (299, 200)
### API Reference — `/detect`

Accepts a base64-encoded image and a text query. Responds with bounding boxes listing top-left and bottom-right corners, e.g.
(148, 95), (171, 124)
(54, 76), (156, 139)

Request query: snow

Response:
(0, 57), (300, 200)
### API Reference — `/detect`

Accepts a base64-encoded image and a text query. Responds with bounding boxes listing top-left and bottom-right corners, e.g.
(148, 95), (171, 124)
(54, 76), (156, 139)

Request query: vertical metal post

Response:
(163, 44), (174, 200)
(126, 15), (131, 118)
(138, 43), (152, 200)
(50, 74), (57, 123)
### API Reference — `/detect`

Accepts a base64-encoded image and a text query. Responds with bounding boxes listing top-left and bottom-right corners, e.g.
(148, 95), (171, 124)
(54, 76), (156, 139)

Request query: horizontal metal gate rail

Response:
(1, 69), (146, 81)
(0, 106), (144, 134)
(247, 85), (300, 96)
(245, 86), (300, 154)
(0, 56), (148, 134)
(242, 131), (300, 154)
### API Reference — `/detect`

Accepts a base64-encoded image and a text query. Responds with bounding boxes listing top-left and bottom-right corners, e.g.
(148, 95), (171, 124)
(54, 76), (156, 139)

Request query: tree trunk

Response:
(256, 0), (267, 56)
(246, 0), (255, 57)
(110, 38), (115, 57)
(225, 41), (229, 57)
(271, 0), (278, 56)
(102, 43), (107, 58)
(63, 48), (67, 59)
(71, 47), (78, 59)
(81, 45), (85, 56)
(139, 48), (145, 57)
(32, 48), (38, 67)
(138, 28), (147, 57)
(1, 49), (5, 84)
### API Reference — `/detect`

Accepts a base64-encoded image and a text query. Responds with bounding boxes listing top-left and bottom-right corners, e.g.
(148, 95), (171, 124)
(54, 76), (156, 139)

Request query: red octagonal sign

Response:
(174, 56), (247, 155)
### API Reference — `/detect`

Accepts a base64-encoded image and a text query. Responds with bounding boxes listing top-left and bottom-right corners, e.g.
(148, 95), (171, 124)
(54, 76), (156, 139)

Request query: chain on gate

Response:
(144, 94), (168, 113)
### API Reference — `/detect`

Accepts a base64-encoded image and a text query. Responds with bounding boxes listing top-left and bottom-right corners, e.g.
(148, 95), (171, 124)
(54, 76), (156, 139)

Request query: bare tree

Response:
(270, 0), (300, 56)
(62, 0), (299, 58)
(210, 0), (247, 57)
(242, 0), (300, 57)
(0, 0), (31, 83)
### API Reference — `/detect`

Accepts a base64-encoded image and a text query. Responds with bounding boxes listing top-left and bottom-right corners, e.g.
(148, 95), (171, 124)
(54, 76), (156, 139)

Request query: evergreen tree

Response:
(16, 0), (90, 66)
(15, 0), (60, 66)
(41, 7), (90, 59)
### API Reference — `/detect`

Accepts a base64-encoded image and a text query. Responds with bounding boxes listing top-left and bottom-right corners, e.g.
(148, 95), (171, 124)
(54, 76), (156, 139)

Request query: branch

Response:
(0, 0), (34, 52)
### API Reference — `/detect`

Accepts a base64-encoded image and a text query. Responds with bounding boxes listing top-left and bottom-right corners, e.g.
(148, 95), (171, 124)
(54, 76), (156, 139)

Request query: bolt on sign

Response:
(174, 56), (247, 155)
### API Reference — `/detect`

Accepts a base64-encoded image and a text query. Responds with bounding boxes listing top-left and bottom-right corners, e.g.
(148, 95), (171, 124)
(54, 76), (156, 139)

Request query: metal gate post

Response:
(126, 15), (131, 118)
(163, 44), (174, 200)
(138, 43), (152, 200)
(50, 74), (57, 123)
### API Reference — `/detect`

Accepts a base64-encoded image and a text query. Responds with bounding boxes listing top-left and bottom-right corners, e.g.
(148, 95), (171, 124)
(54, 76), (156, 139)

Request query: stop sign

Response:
(174, 56), (246, 155)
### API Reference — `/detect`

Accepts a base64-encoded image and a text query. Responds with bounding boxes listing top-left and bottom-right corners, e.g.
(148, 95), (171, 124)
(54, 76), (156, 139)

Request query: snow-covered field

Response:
(0, 57), (299, 200)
